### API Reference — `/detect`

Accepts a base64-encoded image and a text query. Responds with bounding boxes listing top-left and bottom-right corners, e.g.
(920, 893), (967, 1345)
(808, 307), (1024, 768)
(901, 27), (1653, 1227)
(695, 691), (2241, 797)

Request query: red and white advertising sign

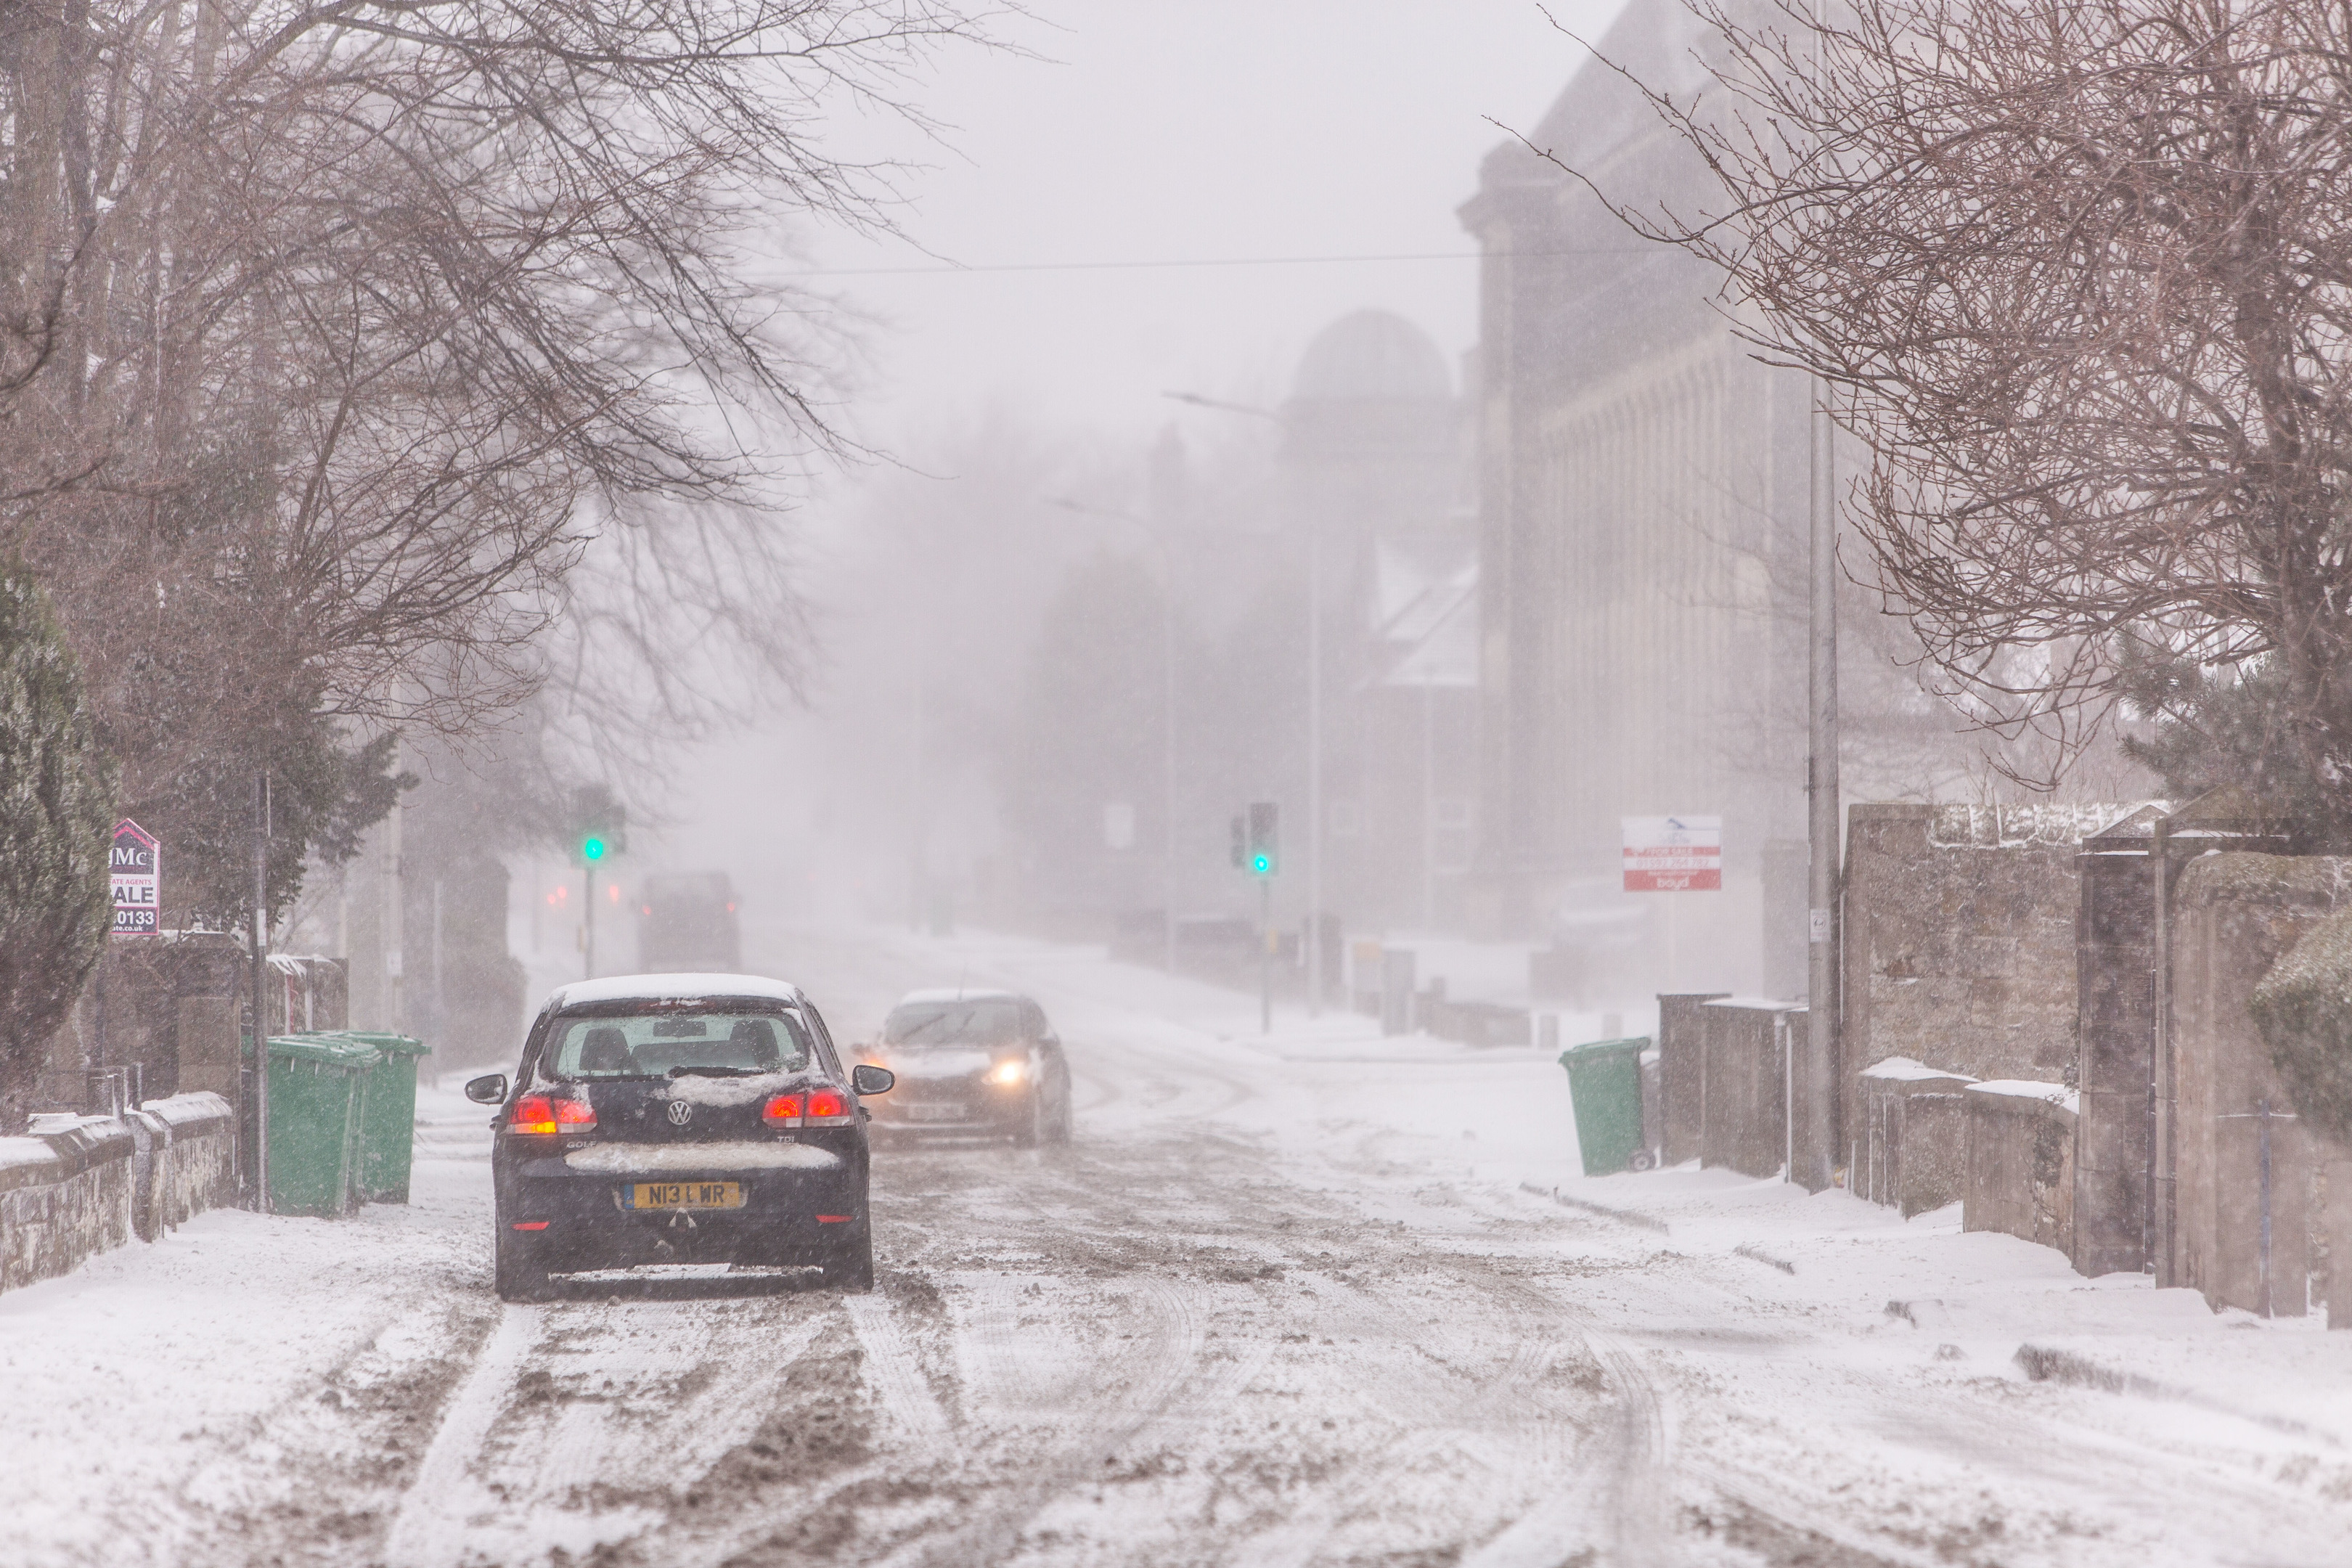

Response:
(1622, 816), (1721, 892)
(111, 818), (161, 935)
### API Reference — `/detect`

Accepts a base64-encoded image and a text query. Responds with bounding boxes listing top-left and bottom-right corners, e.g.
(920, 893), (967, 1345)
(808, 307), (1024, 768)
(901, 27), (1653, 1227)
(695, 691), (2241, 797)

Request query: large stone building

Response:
(1458, 0), (1813, 992)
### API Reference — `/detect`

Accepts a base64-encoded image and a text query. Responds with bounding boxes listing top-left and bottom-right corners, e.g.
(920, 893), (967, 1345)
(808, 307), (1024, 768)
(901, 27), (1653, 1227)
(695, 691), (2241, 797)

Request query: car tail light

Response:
(510, 1094), (595, 1135)
(804, 1089), (853, 1127)
(762, 1093), (804, 1129)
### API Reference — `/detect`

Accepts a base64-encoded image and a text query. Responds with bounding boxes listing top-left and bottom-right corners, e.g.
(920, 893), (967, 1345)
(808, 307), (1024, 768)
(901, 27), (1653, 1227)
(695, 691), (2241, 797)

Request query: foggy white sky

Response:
(634, 1), (1632, 909)
(807, 0), (1626, 443)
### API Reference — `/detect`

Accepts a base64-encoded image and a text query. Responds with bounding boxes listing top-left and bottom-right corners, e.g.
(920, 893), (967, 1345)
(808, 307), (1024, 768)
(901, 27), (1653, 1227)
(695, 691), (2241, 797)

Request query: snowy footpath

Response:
(2, 923), (2348, 1567)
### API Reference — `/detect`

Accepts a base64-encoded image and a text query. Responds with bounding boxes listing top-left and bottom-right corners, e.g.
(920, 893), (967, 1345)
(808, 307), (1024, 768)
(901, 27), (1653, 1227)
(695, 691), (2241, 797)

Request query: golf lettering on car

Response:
(465, 973), (894, 1300)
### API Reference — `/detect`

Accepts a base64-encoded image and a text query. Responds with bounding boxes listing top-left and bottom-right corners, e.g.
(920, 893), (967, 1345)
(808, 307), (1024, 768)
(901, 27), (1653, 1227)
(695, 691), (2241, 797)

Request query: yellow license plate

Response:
(628, 1181), (744, 1211)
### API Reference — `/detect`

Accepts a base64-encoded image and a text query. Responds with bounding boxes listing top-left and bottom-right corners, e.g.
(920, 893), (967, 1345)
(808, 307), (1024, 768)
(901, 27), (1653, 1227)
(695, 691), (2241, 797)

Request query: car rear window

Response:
(883, 997), (1024, 1046)
(547, 1010), (814, 1078)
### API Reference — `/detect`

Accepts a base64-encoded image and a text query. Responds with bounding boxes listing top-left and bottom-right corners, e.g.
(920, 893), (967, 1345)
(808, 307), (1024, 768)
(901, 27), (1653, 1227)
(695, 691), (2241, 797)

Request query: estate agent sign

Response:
(1621, 816), (1722, 892)
(110, 818), (161, 936)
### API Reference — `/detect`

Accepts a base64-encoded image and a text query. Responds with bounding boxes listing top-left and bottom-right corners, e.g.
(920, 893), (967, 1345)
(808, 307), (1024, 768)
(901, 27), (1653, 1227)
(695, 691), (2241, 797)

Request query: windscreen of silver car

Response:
(546, 1010), (815, 1079)
(883, 997), (1022, 1048)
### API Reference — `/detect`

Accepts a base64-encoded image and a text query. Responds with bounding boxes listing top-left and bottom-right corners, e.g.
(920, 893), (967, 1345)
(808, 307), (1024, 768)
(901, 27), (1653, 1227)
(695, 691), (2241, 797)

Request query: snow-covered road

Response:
(5, 924), (2351, 1567)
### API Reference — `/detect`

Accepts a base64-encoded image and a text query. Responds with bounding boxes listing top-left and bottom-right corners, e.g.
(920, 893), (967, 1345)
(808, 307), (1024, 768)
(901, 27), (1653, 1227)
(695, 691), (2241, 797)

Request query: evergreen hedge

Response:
(0, 563), (115, 1123)
(2247, 907), (2352, 1147)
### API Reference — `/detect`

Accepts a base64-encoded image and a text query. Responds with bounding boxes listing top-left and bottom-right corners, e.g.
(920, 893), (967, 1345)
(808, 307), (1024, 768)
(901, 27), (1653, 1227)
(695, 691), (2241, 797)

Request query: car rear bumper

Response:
(496, 1154), (865, 1270)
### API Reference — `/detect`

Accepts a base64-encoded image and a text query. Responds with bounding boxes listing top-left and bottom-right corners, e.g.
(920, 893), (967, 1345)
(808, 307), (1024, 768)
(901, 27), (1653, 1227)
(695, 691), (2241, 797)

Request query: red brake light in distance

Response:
(762, 1094), (804, 1129)
(510, 1094), (595, 1135)
(804, 1090), (852, 1127)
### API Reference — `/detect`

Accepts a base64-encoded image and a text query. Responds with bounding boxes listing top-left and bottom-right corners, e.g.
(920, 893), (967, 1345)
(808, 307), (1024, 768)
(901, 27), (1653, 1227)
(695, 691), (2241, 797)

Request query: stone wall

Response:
(1964, 1081), (2078, 1254)
(143, 1093), (240, 1231)
(1699, 998), (1806, 1179)
(0, 1093), (236, 1295)
(1842, 803), (2126, 1184)
(1858, 1058), (1975, 1217)
(35, 934), (246, 1112)
(2072, 804), (2167, 1277)
(1656, 992), (1728, 1166)
(2167, 854), (2351, 1316)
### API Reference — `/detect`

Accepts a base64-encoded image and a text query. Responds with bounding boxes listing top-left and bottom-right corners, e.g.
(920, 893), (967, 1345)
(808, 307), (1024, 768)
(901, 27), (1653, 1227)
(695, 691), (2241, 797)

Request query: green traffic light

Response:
(1251, 853), (1272, 875)
(583, 836), (606, 862)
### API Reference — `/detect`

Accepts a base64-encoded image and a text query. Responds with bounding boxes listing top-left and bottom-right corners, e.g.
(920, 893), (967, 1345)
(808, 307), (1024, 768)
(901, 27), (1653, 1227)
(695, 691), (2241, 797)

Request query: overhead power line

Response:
(786, 247), (1654, 278)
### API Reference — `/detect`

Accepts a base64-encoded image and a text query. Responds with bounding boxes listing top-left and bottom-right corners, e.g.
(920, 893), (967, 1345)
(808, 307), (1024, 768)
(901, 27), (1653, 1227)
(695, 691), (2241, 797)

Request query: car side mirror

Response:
(851, 1064), (895, 1096)
(465, 1073), (509, 1105)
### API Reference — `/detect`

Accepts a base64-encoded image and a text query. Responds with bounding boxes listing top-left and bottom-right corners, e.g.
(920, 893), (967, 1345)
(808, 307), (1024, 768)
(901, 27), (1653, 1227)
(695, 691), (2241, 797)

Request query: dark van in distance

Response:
(637, 871), (742, 972)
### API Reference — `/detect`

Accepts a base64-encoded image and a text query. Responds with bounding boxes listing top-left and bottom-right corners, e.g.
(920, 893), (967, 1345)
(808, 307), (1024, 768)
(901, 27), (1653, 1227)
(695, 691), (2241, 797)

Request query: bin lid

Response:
(1558, 1034), (1651, 1066)
(324, 1030), (431, 1058)
(265, 1034), (383, 1071)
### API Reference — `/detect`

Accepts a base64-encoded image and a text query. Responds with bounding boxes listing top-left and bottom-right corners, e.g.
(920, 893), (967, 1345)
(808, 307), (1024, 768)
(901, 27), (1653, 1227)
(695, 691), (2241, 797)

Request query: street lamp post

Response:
(1805, 384), (1839, 1193)
(1306, 509), (1324, 1017)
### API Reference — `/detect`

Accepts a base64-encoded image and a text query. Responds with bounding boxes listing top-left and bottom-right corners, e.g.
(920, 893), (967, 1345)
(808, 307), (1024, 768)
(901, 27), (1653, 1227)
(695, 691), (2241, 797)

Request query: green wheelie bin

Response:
(1559, 1036), (1655, 1176)
(262, 1034), (382, 1217)
(339, 1032), (432, 1204)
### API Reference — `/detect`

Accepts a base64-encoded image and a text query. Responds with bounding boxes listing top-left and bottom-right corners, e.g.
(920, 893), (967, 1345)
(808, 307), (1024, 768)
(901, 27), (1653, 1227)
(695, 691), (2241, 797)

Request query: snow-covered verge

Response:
(1, 1093), (235, 1292)
(0, 1087), (497, 1565)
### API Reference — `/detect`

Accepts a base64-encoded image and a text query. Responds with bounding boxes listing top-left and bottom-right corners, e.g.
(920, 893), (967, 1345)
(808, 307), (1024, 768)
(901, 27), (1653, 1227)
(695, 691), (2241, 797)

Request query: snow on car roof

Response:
(542, 973), (807, 1011)
(893, 987), (1021, 1004)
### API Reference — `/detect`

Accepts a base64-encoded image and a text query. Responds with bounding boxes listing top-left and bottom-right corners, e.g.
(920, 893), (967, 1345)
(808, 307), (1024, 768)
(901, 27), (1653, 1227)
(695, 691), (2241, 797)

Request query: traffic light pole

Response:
(584, 864), (595, 981)
(1259, 875), (1273, 1035)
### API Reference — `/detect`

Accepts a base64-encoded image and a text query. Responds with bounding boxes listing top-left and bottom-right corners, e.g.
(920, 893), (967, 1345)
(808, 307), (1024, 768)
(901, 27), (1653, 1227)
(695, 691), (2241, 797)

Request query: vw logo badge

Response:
(666, 1100), (693, 1126)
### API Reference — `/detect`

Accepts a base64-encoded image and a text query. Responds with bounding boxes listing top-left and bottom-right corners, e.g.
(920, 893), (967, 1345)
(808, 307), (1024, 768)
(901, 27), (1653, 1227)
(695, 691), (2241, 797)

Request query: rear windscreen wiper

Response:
(668, 1064), (762, 1078)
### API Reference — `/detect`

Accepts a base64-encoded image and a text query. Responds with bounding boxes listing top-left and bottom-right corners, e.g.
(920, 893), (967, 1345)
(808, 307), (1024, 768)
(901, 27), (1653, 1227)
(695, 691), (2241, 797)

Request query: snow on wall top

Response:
(1861, 1056), (1978, 1083)
(1700, 996), (1807, 1014)
(140, 1093), (232, 1130)
(25, 1114), (109, 1137)
(1967, 1079), (2080, 1115)
(1926, 804), (2132, 850)
(0, 1135), (55, 1174)
(542, 973), (805, 1011)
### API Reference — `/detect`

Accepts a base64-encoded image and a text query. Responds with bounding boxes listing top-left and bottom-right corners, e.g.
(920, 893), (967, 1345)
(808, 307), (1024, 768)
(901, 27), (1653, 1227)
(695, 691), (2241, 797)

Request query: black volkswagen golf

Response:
(466, 974), (894, 1300)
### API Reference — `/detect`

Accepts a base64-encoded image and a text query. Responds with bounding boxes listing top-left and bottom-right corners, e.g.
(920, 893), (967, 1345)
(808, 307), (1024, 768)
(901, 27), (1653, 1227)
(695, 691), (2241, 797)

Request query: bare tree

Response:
(0, 1), (990, 917)
(1538, 0), (2352, 811)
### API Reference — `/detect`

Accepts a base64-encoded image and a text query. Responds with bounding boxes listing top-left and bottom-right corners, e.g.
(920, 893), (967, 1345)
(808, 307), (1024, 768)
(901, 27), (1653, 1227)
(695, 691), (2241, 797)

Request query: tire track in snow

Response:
(1230, 1249), (1609, 1568)
(471, 1292), (828, 1564)
(881, 1270), (1222, 1567)
(844, 1292), (951, 1452)
(1585, 1324), (1673, 1567)
(383, 1291), (836, 1568)
(382, 1303), (538, 1568)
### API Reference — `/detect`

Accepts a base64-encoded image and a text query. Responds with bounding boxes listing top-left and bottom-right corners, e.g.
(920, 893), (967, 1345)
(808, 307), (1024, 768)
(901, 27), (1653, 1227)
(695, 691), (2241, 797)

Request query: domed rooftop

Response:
(1291, 310), (1450, 401)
